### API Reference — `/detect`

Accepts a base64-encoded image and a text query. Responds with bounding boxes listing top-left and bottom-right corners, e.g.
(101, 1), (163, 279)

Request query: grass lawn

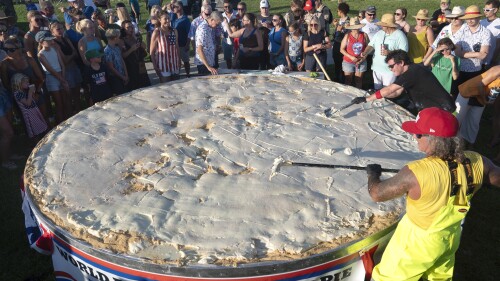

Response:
(2, 1), (499, 280)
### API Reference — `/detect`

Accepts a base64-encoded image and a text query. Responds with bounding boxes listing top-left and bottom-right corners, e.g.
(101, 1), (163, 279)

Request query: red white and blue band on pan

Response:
(22, 175), (391, 281)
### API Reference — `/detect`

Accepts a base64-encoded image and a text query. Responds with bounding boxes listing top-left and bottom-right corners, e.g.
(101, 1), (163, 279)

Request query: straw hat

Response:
(446, 6), (465, 18)
(345, 17), (365, 30)
(413, 9), (430, 20)
(376, 13), (398, 28)
(460, 5), (482, 19)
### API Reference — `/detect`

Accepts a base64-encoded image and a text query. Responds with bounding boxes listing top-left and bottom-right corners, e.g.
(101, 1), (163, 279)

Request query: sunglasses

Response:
(415, 134), (427, 139)
(4, 47), (19, 53)
(35, 18), (44, 23)
(394, 13), (402, 16)
(416, 18), (427, 21)
(440, 48), (450, 52)
(204, 13), (210, 16)
(223, 5), (230, 8)
(0, 28), (7, 33)
(272, 19), (279, 22)
(440, 2), (449, 4)
(484, 8), (495, 12)
(311, 23), (318, 27)
(237, 8), (245, 11)
(366, 13), (375, 16)
(387, 62), (398, 69)
(173, 6), (180, 9)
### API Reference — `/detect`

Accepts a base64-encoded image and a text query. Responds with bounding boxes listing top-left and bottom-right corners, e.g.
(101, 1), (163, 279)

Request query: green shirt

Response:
(431, 53), (460, 94)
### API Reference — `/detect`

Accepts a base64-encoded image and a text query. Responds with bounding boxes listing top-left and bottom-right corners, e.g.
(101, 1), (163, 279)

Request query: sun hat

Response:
(366, 6), (376, 13)
(413, 9), (430, 20)
(260, 0), (269, 9)
(459, 5), (482, 20)
(85, 49), (104, 60)
(304, 0), (313, 11)
(35, 30), (56, 43)
(376, 14), (398, 28)
(345, 17), (365, 30)
(401, 107), (458, 138)
(446, 6), (465, 18)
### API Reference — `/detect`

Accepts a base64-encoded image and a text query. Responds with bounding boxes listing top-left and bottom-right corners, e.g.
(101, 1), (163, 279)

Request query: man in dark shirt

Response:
(430, 0), (451, 35)
(351, 50), (456, 115)
(172, 1), (192, 77)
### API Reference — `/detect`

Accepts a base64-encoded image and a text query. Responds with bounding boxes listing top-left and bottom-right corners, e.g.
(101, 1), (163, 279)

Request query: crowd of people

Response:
(1, 0), (500, 280)
(0, 0), (498, 159)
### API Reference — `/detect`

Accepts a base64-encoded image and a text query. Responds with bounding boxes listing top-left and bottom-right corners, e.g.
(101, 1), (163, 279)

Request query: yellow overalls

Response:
(372, 152), (484, 281)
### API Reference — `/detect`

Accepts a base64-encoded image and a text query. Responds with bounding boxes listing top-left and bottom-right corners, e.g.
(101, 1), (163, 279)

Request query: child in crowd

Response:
(83, 49), (113, 104)
(104, 28), (128, 95)
(36, 30), (70, 125)
(145, 5), (162, 55)
(423, 37), (459, 94)
(11, 73), (48, 140)
(229, 18), (241, 69)
(285, 21), (304, 71)
(150, 12), (181, 83)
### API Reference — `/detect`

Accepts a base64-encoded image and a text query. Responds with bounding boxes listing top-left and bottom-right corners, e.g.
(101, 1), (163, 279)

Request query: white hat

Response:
(446, 6), (465, 18)
(260, 0), (269, 8)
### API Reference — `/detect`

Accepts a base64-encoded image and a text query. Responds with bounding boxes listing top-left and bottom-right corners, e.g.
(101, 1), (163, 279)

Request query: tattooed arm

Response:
(368, 166), (421, 202)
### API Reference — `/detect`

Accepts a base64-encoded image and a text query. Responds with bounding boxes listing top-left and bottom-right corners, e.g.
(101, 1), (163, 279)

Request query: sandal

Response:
(1, 161), (18, 170)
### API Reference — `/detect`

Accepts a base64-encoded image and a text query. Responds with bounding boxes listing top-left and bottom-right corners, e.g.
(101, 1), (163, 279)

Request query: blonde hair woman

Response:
(407, 9), (435, 63)
(77, 19), (103, 66)
(303, 17), (331, 72)
(115, 6), (139, 34)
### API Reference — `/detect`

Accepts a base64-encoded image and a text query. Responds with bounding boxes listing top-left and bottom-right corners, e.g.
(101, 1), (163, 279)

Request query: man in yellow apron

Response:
(365, 107), (500, 281)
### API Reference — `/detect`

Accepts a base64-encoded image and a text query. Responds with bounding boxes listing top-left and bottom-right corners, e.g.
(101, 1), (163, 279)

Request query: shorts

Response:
(222, 40), (233, 61)
(270, 52), (286, 67)
(289, 55), (303, 69)
(45, 73), (62, 92)
(342, 60), (367, 73)
(305, 52), (327, 72)
(372, 70), (395, 90)
(65, 64), (83, 89)
(179, 45), (190, 63)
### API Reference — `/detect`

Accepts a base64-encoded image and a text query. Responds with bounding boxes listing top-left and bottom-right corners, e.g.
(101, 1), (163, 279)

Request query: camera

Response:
(473, 42), (481, 52)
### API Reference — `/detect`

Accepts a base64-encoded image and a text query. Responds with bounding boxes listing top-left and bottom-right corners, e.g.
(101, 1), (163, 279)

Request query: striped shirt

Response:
(155, 28), (180, 74)
(14, 90), (48, 138)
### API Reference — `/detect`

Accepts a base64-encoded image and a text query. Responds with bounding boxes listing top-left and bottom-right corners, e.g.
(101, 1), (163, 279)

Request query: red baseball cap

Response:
(401, 107), (458, 138)
(304, 0), (313, 11)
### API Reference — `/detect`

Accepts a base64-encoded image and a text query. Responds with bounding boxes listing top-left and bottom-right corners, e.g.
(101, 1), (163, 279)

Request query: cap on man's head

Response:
(366, 6), (376, 13)
(402, 107), (458, 138)
(260, 0), (269, 8)
(85, 49), (104, 60)
(35, 30), (55, 43)
(304, 0), (313, 11)
(67, 0), (77, 2)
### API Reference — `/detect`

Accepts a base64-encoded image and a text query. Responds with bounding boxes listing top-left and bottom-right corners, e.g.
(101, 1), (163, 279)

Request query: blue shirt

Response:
(172, 15), (191, 47)
(104, 45), (126, 76)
